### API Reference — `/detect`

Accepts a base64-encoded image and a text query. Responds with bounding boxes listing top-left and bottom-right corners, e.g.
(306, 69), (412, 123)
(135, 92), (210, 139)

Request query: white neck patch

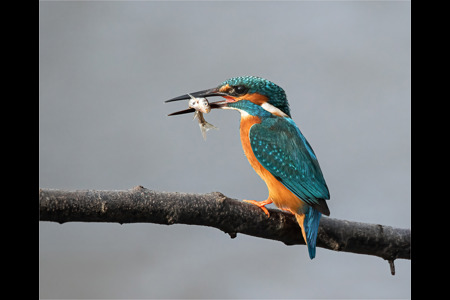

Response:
(261, 102), (289, 117)
(222, 101), (289, 118)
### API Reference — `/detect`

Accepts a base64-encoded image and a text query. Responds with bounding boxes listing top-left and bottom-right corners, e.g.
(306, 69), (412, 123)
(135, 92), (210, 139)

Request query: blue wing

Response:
(249, 116), (330, 214)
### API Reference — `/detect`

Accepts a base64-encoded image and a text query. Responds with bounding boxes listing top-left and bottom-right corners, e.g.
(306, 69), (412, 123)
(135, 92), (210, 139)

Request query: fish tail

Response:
(199, 122), (218, 140)
(202, 122), (218, 131)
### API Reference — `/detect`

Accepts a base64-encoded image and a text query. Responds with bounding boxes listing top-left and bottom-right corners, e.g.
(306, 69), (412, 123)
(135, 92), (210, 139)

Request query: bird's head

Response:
(166, 76), (291, 118)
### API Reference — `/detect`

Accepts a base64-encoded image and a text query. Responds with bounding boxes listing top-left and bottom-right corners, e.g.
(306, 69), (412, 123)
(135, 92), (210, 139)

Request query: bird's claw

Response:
(243, 199), (272, 217)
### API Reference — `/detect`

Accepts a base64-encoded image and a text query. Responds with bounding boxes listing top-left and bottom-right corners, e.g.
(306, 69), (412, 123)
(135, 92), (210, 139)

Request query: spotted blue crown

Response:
(221, 76), (291, 117)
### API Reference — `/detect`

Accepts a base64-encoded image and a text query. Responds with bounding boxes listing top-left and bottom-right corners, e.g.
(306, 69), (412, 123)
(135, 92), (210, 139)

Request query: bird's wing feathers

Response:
(249, 117), (330, 206)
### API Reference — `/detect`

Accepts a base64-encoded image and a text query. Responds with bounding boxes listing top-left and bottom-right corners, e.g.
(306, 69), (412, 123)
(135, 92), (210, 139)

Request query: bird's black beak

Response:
(165, 88), (229, 116)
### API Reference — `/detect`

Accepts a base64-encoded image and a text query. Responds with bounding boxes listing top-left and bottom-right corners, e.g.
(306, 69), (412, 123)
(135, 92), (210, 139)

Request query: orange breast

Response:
(239, 115), (306, 214)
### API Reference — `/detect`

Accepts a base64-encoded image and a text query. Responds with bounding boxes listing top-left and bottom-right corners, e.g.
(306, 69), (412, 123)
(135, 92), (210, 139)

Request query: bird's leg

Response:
(279, 207), (296, 215)
(243, 199), (273, 217)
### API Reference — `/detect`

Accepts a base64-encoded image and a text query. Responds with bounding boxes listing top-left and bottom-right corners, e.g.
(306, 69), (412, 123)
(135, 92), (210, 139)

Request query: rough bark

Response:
(39, 186), (410, 274)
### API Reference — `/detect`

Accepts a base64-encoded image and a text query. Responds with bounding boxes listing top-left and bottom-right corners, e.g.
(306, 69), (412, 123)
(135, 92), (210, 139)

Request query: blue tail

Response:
(303, 207), (322, 259)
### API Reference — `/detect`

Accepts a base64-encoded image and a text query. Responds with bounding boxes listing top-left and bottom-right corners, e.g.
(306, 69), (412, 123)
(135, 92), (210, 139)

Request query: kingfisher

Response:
(165, 76), (330, 259)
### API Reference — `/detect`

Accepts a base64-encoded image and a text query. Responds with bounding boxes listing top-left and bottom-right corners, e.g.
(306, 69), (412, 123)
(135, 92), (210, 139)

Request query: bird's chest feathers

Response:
(239, 115), (302, 211)
(239, 115), (263, 173)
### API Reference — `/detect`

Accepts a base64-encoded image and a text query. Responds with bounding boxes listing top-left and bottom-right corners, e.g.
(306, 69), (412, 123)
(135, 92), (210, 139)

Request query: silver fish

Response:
(188, 94), (218, 140)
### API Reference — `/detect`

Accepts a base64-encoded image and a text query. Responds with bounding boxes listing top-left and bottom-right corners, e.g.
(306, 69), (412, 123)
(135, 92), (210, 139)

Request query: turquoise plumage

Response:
(232, 99), (329, 258)
(222, 76), (291, 117)
(249, 112), (330, 207)
(166, 76), (330, 259)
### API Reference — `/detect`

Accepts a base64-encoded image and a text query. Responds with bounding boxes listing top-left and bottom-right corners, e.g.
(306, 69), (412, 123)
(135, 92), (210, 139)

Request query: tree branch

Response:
(39, 186), (410, 274)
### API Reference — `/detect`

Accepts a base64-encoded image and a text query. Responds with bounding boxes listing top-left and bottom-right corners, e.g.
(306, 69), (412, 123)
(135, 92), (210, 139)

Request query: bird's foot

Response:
(243, 199), (273, 217)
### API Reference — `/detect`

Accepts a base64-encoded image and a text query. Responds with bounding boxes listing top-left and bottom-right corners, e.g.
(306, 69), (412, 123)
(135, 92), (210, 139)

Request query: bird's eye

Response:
(233, 85), (248, 95)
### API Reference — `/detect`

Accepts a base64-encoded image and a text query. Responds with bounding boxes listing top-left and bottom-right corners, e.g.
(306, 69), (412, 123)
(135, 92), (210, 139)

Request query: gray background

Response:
(39, 1), (411, 299)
